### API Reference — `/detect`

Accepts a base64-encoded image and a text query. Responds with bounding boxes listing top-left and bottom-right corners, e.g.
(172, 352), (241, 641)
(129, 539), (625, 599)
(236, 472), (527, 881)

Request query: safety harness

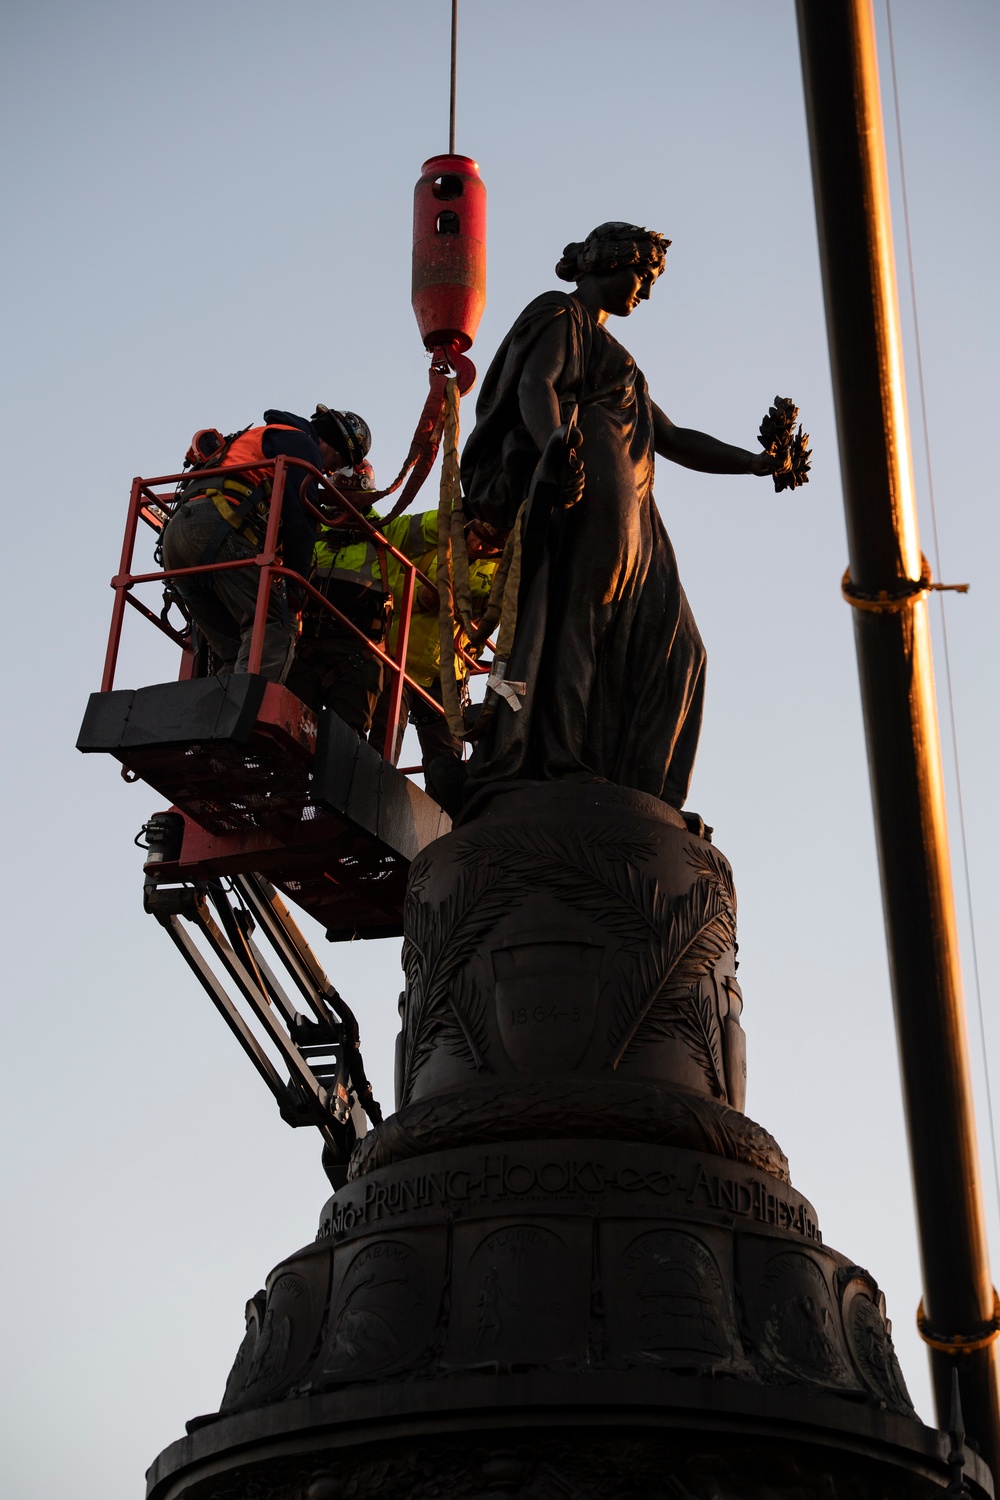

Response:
(173, 425), (296, 564)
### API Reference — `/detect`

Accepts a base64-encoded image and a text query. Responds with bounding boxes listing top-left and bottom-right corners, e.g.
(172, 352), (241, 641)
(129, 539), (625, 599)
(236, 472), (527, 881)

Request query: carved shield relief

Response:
(321, 1230), (446, 1382)
(445, 1218), (591, 1368)
(839, 1268), (914, 1415)
(493, 940), (603, 1073)
(603, 1224), (747, 1371)
(221, 1250), (332, 1411)
(740, 1241), (858, 1390)
(221, 1290), (265, 1411)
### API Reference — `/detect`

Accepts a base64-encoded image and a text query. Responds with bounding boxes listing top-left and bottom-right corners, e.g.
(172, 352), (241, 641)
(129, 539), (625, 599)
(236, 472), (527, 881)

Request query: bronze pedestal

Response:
(148, 785), (991, 1499)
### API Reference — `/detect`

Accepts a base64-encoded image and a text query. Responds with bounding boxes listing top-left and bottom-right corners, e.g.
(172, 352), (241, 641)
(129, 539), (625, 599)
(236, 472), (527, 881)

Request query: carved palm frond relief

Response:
(686, 841), (737, 914)
(648, 977), (728, 1097)
(474, 827), (666, 942)
(444, 967), (490, 1070)
(401, 821), (738, 1102)
(608, 877), (735, 1086)
(401, 863), (517, 1104)
(470, 826), (736, 1087)
(403, 967), (490, 1100)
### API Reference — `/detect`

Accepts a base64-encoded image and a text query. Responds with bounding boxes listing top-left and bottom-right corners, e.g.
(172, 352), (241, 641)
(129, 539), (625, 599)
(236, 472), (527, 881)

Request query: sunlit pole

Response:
(796, 0), (1000, 1471)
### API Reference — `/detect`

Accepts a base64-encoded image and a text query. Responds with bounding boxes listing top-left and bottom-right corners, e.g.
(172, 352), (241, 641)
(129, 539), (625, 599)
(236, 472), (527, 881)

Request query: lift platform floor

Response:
(77, 674), (450, 939)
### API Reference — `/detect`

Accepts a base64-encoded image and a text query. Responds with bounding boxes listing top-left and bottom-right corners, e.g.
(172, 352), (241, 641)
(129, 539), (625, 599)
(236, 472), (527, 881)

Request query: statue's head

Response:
(556, 222), (670, 281)
(556, 222), (671, 318)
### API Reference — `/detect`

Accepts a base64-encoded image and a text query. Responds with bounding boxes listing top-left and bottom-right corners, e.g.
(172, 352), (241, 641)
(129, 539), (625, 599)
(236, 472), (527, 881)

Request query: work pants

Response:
(161, 504), (295, 682)
(286, 632), (384, 736)
(285, 581), (388, 734)
(370, 676), (462, 767)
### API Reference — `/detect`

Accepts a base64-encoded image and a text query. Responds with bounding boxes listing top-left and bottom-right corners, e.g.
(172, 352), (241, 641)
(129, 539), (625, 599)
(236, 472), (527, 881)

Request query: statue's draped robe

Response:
(460, 291), (706, 808)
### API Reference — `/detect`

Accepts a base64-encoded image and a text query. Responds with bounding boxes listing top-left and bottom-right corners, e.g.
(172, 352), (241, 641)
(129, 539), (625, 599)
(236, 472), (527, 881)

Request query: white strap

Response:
(487, 659), (526, 712)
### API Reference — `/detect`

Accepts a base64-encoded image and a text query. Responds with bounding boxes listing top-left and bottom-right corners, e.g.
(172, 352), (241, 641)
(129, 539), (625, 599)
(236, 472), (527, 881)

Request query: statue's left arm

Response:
(652, 403), (774, 477)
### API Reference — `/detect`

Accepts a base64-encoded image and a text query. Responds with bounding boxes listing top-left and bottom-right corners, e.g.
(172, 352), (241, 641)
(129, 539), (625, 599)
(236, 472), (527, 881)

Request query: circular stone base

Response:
(217, 1140), (896, 1417)
(148, 1378), (992, 1500)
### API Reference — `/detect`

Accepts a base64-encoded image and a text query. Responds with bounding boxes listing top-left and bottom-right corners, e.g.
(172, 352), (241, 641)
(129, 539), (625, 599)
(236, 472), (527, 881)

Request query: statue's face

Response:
(598, 262), (662, 317)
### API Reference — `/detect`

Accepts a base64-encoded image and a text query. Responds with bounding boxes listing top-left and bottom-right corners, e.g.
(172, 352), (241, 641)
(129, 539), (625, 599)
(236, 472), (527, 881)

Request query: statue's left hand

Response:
(535, 422), (586, 508)
(565, 459), (584, 507)
(562, 427), (585, 509)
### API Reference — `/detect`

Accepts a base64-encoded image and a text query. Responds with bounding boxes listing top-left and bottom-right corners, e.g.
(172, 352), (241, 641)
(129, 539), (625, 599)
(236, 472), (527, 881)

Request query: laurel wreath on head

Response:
(758, 395), (812, 492)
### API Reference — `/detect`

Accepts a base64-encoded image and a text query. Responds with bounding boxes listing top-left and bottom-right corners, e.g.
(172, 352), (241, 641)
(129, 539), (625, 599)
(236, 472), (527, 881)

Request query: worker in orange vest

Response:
(161, 407), (365, 681)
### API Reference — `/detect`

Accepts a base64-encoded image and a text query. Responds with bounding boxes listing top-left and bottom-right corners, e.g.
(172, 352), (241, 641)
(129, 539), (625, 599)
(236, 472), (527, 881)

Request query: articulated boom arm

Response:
(140, 820), (383, 1182)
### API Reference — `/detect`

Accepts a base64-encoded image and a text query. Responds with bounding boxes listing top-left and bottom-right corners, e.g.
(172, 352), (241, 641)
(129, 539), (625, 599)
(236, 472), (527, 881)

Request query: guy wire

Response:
(884, 0), (1000, 1228)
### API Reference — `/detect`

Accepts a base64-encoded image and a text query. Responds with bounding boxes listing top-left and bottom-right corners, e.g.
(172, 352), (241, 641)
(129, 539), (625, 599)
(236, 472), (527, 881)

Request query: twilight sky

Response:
(1, 3), (998, 1496)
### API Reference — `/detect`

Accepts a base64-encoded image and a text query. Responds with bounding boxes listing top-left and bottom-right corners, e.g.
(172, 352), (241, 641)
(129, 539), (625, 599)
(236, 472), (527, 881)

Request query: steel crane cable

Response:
(364, 0), (463, 524)
(449, 0), (458, 155)
(884, 0), (1000, 1227)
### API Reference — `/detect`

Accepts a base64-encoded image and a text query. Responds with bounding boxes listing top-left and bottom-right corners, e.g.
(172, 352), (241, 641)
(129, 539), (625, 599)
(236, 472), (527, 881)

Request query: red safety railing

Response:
(101, 455), (488, 766)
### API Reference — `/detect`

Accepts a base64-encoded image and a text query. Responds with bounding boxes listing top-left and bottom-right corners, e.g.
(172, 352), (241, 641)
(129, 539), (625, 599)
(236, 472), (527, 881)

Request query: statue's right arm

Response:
(517, 319), (567, 451)
(652, 403), (771, 476)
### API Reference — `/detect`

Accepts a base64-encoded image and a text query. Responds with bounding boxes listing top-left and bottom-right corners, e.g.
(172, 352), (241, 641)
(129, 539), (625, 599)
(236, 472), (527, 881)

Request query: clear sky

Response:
(1, 3), (998, 1496)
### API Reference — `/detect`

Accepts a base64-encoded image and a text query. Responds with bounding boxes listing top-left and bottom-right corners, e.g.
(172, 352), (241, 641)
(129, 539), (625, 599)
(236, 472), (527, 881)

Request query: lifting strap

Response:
(457, 400), (599, 737)
(437, 378), (466, 741)
(462, 507), (525, 738)
(434, 378), (527, 740)
(367, 370), (450, 524)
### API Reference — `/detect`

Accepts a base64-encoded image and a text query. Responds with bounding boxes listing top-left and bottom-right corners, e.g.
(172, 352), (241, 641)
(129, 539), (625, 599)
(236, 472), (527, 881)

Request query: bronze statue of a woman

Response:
(459, 221), (776, 816)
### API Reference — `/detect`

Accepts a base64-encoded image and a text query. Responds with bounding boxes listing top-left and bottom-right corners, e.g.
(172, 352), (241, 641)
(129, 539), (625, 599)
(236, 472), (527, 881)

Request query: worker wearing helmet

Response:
(284, 427), (393, 734)
(161, 407), (354, 682)
(311, 406), (372, 475)
(287, 474), (459, 738)
(370, 517), (503, 774)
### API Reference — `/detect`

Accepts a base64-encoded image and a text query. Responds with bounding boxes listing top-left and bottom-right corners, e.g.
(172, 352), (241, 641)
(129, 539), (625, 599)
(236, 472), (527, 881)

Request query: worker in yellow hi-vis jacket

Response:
(370, 515), (502, 768)
(287, 470), (441, 736)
